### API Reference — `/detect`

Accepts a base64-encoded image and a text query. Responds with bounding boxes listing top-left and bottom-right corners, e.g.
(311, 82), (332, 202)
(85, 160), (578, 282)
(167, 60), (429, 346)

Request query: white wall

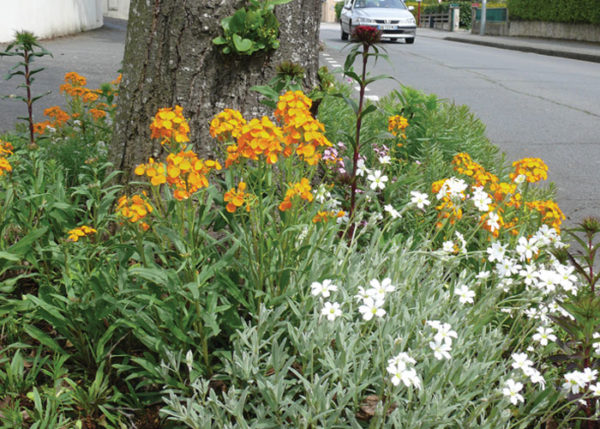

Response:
(0, 0), (103, 43)
(102, 0), (130, 20)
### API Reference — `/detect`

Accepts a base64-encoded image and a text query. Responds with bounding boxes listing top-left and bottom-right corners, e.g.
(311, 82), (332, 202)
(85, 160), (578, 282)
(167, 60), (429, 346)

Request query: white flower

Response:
(593, 333), (600, 355)
(495, 258), (521, 278)
(311, 279), (338, 299)
(433, 323), (458, 345)
(455, 284), (475, 304)
(321, 302), (343, 321)
(514, 174), (526, 184)
(516, 236), (539, 261)
(387, 362), (421, 389)
(426, 320), (442, 330)
(486, 211), (501, 232)
(524, 367), (546, 389)
(358, 297), (386, 321)
(476, 270), (491, 280)
(503, 379), (524, 405)
(582, 367), (598, 384)
(379, 155), (391, 164)
(536, 269), (560, 294)
(455, 231), (467, 254)
(471, 187), (492, 212)
(487, 242), (507, 263)
(511, 353), (533, 372)
(388, 352), (416, 367)
(442, 241), (455, 253)
(554, 263), (578, 294)
(532, 326), (556, 346)
(315, 185), (332, 204)
(519, 264), (540, 287)
(185, 350), (194, 373)
(355, 286), (370, 302)
(563, 371), (587, 394)
(436, 177), (468, 201)
(367, 170), (388, 191)
(589, 383), (600, 396)
(367, 278), (395, 301)
(410, 191), (430, 210)
(384, 204), (401, 219)
(429, 339), (452, 360)
(356, 159), (369, 177)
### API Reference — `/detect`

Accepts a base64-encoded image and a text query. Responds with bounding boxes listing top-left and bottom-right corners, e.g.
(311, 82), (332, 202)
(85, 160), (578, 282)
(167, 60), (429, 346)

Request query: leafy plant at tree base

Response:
(0, 31), (52, 147)
(213, 0), (292, 55)
(548, 217), (600, 427)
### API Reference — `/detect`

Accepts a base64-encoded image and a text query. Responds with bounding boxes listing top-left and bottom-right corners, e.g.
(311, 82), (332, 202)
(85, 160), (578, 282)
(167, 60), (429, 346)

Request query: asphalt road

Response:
(0, 18), (126, 133)
(0, 21), (598, 227)
(320, 25), (600, 228)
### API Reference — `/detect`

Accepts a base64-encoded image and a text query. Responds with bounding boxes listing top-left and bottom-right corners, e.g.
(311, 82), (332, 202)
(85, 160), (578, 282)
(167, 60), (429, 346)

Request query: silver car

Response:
(340, 0), (416, 44)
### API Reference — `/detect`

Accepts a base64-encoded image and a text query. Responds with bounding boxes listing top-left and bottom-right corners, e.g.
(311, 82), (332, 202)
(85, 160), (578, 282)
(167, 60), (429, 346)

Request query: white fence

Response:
(0, 0), (103, 43)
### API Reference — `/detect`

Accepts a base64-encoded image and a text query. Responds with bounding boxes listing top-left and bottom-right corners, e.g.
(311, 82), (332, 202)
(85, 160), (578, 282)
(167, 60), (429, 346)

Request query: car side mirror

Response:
(408, 5), (414, 11)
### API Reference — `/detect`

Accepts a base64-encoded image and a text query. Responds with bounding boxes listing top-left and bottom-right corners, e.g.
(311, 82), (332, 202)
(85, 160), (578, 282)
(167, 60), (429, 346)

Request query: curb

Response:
(444, 36), (600, 64)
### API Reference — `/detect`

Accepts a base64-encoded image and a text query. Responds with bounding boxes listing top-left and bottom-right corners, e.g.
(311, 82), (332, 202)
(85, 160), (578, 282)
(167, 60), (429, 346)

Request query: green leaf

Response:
(129, 266), (169, 287)
(232, 34), (253, 53)
(213, 36), (228, 45)
(23, 324), (68, 355)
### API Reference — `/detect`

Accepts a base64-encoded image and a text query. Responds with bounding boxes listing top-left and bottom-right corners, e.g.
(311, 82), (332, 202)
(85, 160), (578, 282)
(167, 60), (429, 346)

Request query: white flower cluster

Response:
(356, 278), (395, 321)
(427, 320), (456, 360)
(386, 352), (421, 389)
(410, 191), (430, 210)
(502, 352), (546, 406)
(435, 177), (468, 201)
(312, 280), (343, 321)
(485, 226), (574, 297)
(562, 368), (599, 395)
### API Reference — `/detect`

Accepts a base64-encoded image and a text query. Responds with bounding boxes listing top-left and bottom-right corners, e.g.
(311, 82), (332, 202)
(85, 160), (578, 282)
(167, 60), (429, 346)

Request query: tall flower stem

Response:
(348, 42), (370, 237)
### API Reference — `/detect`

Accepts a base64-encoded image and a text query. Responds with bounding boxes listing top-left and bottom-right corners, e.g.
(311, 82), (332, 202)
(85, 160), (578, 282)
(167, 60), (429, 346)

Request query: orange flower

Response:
(33, 121), (52, 134)
(0, 157), (12, 176)
(150, 106), (190, 145)
(44, 106), (70, 126)
(224, 182), (253, 213)
(165, 151), (222, 200)
(64, 72), (87, 87)
(526, 200), (565, 232)
(117, 193), (153, 225)
(274, 90), (313, 124)
(67, 225), (97, 242)
(0, 140), (14, 156)
(313, 210), (345, 223)
(89, 108), (106, 120)
(135, 157), (167, 186)
(388, 115), (409, 138)
(452, 153), (498, 187)
(279, 178), (313, 211)
(510, 157), (548, 183)
(226, 116), (284, 167)
(210, 109), (246, 142)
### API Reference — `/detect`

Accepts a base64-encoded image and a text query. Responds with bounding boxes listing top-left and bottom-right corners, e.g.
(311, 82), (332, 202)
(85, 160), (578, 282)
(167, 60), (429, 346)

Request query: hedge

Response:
(507, 0), (600, 24)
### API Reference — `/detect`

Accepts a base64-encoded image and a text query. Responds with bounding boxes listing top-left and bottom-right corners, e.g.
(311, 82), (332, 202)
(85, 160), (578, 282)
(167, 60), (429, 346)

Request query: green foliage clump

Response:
(213, 0), (292, 56)
(507, 0), (600, 24)
(335, 0), (345, 21)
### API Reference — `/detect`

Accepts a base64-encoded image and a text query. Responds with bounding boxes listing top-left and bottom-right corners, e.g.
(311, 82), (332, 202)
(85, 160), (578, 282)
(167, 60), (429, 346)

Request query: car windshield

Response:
(353, 0), (407, 9)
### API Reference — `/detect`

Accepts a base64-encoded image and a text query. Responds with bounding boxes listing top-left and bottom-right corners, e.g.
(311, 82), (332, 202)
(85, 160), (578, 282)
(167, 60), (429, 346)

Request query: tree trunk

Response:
(111, 0), (322, 183)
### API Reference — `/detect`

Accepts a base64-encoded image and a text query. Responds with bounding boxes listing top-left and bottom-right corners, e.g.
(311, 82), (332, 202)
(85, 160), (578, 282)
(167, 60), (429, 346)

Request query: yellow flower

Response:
(510, 158), (548, 183)
(224, 182), (253, 213)
(67, 225), (97, 242)
(210, 109), (246, 142)
(150, 106), (190, 145)
(117, 194), (153, 225)
(0, 157), (12, 176)
(279, 178), (313, 211)
(388, 115), (409, 138)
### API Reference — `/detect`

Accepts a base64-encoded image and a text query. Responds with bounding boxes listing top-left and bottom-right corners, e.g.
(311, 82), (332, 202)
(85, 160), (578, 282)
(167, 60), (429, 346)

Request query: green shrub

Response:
(507, 0), (600, 24)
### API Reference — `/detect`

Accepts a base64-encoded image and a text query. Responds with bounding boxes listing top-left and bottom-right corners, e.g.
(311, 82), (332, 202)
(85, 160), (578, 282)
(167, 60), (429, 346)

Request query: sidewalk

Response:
(418, 27), (600, 63)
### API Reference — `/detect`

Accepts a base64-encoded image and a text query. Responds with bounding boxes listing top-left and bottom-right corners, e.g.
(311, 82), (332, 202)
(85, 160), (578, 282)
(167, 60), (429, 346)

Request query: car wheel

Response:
(341, 26), (348, 41)
(405, 37), (415, 44)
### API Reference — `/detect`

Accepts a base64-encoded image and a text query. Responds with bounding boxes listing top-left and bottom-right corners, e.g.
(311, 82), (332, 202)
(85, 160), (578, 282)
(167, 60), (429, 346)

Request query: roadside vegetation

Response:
(1, 28), (600, 428)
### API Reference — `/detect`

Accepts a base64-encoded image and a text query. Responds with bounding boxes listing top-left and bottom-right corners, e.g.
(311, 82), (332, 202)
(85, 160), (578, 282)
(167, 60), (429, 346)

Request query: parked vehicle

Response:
(340, 0), (417, 44)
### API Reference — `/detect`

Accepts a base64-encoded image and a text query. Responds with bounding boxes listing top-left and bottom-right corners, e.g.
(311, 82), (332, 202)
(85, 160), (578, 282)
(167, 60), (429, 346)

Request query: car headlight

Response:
(355, 17), (376, 24)
(400, 17), (416, 24)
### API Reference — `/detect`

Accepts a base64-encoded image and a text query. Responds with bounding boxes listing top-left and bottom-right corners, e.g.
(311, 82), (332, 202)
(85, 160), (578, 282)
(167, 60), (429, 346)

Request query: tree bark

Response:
(111, 0), (322, 183)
